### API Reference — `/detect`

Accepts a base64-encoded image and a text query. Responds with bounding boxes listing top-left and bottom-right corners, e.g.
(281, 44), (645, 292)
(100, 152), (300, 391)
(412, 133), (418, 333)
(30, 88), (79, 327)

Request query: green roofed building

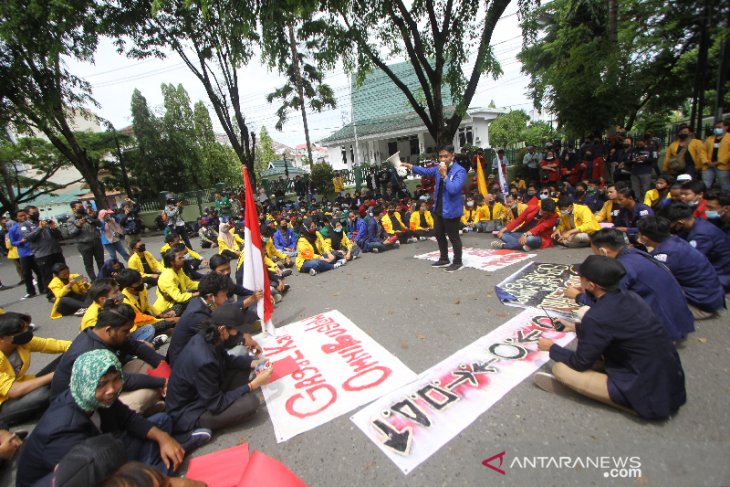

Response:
(319, 61), (505, 169)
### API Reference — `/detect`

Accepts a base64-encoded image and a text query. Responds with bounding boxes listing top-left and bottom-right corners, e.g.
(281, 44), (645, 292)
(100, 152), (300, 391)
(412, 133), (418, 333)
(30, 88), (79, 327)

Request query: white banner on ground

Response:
(255, 310), (418, 443)
(414, 247), (534, 272)
(351, 308), (575, 474)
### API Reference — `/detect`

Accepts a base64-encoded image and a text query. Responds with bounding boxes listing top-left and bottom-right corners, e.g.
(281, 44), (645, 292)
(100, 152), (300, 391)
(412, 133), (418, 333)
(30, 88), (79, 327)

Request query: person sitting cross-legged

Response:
(117, 269), (177, 348)
(48, 263), (91, 319)
(552, 195), (601, 248)
(152, 245), (200, 317)
(128, 239), (164, 288)
(492, 198), (558, 251)
(535, 255), (687, 420)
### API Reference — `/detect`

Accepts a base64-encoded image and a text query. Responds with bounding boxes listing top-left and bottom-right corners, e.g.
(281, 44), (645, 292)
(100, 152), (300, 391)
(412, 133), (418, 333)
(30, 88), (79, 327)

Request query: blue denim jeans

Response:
(299, 259), (335, 273)
(130, 325), (155, 343)
(702, 167), (730, 191)
(104, 240), (130, 261)
(500, 231), (542, 250)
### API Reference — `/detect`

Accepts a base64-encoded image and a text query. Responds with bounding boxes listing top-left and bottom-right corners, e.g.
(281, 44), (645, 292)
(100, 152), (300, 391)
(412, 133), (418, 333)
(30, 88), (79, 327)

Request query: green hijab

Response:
(70, 349), (123, 413)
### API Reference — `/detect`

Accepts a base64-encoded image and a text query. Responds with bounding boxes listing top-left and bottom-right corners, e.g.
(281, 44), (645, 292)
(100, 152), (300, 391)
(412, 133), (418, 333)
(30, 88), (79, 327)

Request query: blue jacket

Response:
(358, 217), (385, 249)
(411, 163), (466, 219)
(551, 289), (685, 420)
(16, 390), (156, 487)
(166, 333), (254, 433)
(686, 218), (730, 291)
(578, 248), (694, 341)
(7, 222), (32, 258)
(614, 202), (654, 235)
(652, 235), (725, 312)
(273, 228), (296, 250)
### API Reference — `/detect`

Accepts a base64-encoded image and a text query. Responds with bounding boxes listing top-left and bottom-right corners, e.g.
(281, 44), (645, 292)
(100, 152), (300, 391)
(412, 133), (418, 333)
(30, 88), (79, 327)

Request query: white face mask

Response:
(262, 237), (270, 242)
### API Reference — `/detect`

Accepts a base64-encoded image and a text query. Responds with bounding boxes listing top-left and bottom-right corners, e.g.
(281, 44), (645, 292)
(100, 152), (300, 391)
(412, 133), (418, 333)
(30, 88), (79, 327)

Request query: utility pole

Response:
(349, 74), (361, 167)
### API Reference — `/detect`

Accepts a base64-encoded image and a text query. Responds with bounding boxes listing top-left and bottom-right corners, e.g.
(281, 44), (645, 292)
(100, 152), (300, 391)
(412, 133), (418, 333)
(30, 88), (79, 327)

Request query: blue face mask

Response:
(334, 227), (343, 233)
(715, 128), (725, 136)
(705, 210), (720, 219)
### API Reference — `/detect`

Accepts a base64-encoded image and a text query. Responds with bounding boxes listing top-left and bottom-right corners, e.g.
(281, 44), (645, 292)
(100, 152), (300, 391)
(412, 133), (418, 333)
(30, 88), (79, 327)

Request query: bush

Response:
(310, 162), (335, 195)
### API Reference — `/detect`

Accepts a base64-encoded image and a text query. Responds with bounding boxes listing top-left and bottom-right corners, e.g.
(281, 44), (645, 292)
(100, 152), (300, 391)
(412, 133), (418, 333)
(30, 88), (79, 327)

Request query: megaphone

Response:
(386, 151), (408, 177)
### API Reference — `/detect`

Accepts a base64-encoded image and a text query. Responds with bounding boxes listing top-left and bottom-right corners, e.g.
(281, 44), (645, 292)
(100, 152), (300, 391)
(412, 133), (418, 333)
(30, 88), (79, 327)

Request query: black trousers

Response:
(174, 226), (193, 250)
(0, 356), (61, 426)
(35, 252), (66, 300)
(197, 369), (259, 432)
(56, 293), (92, 316)
(19, 255), (42, 295)
(433, 214), (462, 265)
(77, 240), (105, 281)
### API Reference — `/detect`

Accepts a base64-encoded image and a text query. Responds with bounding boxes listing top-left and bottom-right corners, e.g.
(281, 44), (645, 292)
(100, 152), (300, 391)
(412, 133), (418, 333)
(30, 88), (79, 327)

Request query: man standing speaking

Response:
(402, 145), (467, 271)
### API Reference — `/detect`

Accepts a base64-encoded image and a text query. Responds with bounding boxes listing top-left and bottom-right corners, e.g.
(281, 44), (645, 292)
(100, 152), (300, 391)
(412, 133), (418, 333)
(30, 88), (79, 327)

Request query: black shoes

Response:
(445, 263), (464, 272)
(431, 259), (450, 268)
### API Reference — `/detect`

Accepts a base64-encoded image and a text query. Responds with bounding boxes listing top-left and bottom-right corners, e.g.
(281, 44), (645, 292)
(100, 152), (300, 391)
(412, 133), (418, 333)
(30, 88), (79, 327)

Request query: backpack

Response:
(666, 145), (688, 175)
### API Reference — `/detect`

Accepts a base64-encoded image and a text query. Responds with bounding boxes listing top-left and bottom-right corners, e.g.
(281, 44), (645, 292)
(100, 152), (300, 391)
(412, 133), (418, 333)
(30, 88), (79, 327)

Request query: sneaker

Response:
(431, 259), (450, 268)
(490, 241), (505, 249)
(179, 428), (213, 455)
(0, 285), (9, 291)
(445, 263), (464, 272)
(393, 241), (401, 248)
(522, 245), (532, 252)
(21, 293), (37, 300)
(282, 283), (291, 294)
(152, 335), (169, 349)
(333, 261), (345, 269)
(309, 268), (317, 276)
(370, 248), (380, 254)
(407, 237), (418, 244)
(336, 259), (347, 266)
(352, 254), (358, 260)
(418, 236), (428, 241)
(273, 293), (283, 304)
(281, 269), (293, 277)
(73, 307), (87, 317)
(533, 372), (571, 395)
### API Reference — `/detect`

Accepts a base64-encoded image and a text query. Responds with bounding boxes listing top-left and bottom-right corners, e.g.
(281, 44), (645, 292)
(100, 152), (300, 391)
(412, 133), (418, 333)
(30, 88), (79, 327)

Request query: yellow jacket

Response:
(504, 203), (528, 224)
(160, 243), (201, 260)
(5, 235), (18, 260)
(663, 139), (706, 172)
(128, 251), (163, 277)
(152, 267), (199, 315)
(264, 239), (286, 272)
(324, 232), (354, 252)
(409, 211), (434, 231)
(595, 200), (616, 223)
(295, 237), (323, 271)
(477, 202), (507, 222)
(48, 274), (90, 319)
(217, 232), (244, 255)
(461, 206), (480, 225)
(122, 288), (160, 327)
(382, 212), (406, 234)
(333, 176), (344, 192)
(0, 336), (70, 405)
(704, 134), (730, 170)
(557, 204), (601, 234)
(79, 302), (101, 331)
(644, 189), (667, 208)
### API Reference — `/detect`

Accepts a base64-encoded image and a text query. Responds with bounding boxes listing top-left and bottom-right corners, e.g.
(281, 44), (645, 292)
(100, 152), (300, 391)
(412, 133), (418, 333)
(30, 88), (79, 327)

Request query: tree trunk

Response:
(110, 126), (134, 199)
(608, 0), (618, 45)
(288, 24), (314, 167)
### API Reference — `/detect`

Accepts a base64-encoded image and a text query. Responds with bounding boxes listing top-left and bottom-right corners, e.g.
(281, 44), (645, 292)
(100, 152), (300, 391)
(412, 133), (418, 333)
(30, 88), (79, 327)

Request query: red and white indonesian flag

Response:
(242, 166), (275, 336)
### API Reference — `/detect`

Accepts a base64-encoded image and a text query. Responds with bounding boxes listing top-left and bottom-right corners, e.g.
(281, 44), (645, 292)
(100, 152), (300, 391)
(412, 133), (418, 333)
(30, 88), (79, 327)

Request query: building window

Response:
(387, 141), (398, 156)
(350, 146), (355, 165)
(409, 136), (419, 156)
(458, 126), (473, 147)
(341, 147), (347, 166)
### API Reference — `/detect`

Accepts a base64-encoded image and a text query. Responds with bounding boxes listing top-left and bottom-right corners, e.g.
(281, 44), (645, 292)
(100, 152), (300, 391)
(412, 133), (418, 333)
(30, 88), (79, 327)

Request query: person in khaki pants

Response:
(49, 302), (165, 415)
(534, 255), (687, 420)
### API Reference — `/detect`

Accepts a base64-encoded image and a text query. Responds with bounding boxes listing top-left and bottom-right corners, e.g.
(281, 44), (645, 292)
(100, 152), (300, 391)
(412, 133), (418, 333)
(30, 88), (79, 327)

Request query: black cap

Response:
(577, 255), (626, 289)
(210, 303), (254, 333)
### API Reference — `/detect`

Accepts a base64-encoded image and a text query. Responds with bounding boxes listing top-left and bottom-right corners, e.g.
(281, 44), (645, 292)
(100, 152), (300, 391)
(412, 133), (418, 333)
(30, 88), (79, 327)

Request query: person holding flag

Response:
(241, 167), (276, 336)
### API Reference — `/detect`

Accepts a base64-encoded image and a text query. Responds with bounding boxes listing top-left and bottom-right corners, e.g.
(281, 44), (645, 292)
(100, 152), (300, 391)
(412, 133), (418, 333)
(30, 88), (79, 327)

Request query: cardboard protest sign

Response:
(255, 310), (417, 443)
(414, 247), (534, 272)
(495, 262), (583, 316)
(351, 308), (575, 474)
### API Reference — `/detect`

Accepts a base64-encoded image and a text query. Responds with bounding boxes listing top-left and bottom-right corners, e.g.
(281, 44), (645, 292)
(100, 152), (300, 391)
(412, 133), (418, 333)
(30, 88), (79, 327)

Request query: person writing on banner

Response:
(402, 145), (467, 272)
(565, 228), (694, 342)
(534, 255), (686, 420)
(166, 304), (270, 438)
(492, 198), (558, 251)
(637, 217), (725, 320)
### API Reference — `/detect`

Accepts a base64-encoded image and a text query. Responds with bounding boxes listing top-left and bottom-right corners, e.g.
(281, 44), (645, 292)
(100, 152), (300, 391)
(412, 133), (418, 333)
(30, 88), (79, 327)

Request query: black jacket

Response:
(166, 297), (211, 367)
(550, 289), (686, 419)
(166, 334), (253, 433)
(16, 390), (153, 487)
(50, 329), (165, 398)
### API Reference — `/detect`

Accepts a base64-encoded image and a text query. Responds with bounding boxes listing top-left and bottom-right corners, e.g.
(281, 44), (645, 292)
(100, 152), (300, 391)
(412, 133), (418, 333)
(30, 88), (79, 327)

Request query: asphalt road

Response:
(1, 231), (728, 487)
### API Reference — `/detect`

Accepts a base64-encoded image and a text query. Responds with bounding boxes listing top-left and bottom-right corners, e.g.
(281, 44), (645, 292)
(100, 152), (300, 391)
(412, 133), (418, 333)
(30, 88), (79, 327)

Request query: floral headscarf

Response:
(70, 349), (123, 413)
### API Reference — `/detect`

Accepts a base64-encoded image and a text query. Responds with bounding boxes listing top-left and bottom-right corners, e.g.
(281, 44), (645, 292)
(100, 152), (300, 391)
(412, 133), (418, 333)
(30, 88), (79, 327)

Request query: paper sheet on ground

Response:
(351, 308), (575, 474)
(186, 444), (250, 487)
(255, 310), (417, 442)
(495, 261), (583, 316)
(414, 247), (534, 272)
